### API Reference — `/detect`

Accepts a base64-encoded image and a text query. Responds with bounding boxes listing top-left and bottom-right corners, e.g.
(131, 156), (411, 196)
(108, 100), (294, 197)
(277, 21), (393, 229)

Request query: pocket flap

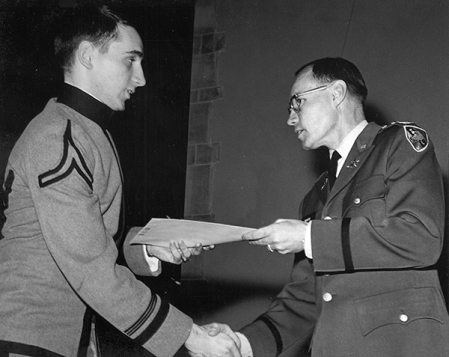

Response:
(355, 287), (445, 336)
(344, 174), (385, 209)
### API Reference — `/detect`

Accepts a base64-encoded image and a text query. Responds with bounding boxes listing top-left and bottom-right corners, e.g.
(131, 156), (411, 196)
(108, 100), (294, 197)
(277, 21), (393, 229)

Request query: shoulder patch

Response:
(402, 124), (428, 152)
(380, 121), (428, 152)
(38, 120), (93, 189)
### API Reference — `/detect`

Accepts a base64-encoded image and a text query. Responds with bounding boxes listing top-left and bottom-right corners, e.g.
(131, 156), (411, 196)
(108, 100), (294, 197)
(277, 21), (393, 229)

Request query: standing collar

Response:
(57, 83), (115, 130)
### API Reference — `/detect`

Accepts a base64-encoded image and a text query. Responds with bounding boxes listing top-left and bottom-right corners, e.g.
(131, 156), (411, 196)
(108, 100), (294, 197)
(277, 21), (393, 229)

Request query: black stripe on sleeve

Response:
(133, 300), (170, 345)
(341, 218), (354, 271)
(0, 340), (65, 357)
(125, 294), (158, 336)
(259, 316), (283, 356)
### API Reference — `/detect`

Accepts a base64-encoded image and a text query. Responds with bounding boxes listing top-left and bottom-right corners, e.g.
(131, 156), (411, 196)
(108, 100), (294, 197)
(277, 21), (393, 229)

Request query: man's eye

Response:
(294, 98), (304, 108)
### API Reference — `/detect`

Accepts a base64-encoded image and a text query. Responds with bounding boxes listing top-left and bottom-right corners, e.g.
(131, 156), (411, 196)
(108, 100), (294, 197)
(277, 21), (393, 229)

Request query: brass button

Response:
(354, 197), (361, 204)
(399, 314), (408, 323)
(324, 216), (332, 220)
(323, 293), (333, 302)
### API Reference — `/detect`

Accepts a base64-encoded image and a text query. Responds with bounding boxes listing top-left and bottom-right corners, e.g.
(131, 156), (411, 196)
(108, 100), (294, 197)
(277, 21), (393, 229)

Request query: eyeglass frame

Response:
(288, 82), (335, 114)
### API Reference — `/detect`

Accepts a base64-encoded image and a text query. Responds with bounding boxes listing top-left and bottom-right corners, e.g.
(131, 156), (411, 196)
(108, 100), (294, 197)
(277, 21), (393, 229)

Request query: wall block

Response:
(183, 0), (224, 281)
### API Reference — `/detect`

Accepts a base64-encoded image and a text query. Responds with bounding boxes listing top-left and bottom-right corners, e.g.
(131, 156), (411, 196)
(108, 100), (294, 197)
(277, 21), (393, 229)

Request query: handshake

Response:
(185, 322), (245, 357)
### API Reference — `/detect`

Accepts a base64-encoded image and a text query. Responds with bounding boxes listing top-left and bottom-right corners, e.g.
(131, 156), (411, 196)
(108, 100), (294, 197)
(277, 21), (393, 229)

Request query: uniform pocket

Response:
(354, 286), (445, 336)
(343, 175), (385, 209)
(343, 174), (386, 223)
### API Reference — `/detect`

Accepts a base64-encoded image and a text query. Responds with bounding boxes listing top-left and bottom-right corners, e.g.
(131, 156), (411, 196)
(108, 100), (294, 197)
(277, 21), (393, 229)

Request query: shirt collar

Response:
(330, 119), (368, 176)
(57, 83), (115, 130)
(330, 120), (368, 159)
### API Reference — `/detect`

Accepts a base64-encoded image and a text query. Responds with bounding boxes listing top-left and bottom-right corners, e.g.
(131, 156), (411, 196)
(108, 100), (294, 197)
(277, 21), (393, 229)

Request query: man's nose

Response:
(133, 65), (146, 87)
(287, 111), (298, 126)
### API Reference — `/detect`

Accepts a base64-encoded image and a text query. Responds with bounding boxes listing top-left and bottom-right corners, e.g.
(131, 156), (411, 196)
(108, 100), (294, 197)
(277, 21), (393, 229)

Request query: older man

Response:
(210, 57), (449, 357)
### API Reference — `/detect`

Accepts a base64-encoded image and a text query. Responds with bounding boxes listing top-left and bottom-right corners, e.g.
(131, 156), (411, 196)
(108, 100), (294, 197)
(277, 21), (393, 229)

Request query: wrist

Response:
(185, 323), (201, 349)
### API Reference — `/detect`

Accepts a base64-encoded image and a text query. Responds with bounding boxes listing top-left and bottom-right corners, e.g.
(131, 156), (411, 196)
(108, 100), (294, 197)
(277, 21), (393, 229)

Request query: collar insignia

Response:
(347, 159), (360, 169)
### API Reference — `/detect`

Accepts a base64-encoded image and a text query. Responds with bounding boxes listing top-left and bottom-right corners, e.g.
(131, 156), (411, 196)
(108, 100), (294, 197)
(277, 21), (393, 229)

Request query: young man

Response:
(0, 5), (240, 357)
(210, 57), (449, 357)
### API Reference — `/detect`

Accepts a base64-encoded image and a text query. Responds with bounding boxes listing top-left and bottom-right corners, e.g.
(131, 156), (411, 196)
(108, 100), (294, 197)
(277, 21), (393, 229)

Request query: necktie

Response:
(328, 151), (341, 190)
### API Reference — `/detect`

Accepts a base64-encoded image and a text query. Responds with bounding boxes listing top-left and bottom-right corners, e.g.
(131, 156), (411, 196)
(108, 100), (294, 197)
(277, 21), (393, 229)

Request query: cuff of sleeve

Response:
(236, 332), (253, 357)
(239, 319), (279, 357)
(140, 302), (193, 357)
(304, 221), (312, 258)
(143, 246), (161, 273)
(123, 227), (160, 276)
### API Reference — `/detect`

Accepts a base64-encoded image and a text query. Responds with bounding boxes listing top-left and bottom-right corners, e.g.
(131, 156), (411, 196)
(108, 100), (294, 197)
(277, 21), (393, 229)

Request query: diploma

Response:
(130, 218), (255, 247)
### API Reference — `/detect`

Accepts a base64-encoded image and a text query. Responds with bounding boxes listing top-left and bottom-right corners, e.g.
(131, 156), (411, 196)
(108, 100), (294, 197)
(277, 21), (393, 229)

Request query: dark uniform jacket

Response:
(241, 121), (449, 357)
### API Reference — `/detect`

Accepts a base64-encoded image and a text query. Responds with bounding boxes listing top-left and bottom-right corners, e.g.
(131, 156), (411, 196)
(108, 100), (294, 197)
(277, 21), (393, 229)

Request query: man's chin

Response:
(300, 141), (311, 150)
(111, 102), (126, 112)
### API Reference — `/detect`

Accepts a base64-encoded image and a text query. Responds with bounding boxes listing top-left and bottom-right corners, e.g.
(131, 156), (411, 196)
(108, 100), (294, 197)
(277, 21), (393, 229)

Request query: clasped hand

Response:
(241, 218), (308, 254)
(185, 323), (241, 357)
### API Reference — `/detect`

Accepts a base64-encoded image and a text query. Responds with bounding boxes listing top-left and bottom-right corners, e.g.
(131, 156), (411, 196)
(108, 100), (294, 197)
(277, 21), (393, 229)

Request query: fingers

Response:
(203, 244), (215, 251)
(168, 242), (183, 264)
(203, 323), (241, 350)
(173, 241), (192, 262)
(172, 241), (214, 261)
(204, 322), (224, 337)
(189, 243), (203, 256)
(241, 227), (270, 241)
(185, 324), (241, 357)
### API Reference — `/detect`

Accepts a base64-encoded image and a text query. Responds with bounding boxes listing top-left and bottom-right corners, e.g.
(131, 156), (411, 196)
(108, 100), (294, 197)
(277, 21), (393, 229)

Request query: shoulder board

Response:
(379, 121), (428, 152)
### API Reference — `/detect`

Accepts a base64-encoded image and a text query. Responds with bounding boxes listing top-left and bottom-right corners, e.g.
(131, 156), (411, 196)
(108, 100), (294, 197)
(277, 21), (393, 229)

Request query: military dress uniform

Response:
(0, 84), (192, 357)
(241, 121), (449, 357)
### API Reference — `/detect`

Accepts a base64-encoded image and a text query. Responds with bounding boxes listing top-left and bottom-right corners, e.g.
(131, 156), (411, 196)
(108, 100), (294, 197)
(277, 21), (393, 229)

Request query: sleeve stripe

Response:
(125, 294), (158, 336)
(0, 341), (65, 357)
(133, 300), (170, 345)
(258, 316), (283, 356)
(341, 218), (354, 271)
(38, 120), (93, 190)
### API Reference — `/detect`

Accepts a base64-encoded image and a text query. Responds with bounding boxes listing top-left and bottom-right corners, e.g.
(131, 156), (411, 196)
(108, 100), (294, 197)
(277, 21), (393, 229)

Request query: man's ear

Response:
(77, 41), (94, 70)
(331, 80), (347, 107)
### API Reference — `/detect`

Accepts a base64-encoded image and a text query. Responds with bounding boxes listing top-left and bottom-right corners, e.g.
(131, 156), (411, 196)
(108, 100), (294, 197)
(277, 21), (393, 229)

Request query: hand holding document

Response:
(130, 218), (255, 248)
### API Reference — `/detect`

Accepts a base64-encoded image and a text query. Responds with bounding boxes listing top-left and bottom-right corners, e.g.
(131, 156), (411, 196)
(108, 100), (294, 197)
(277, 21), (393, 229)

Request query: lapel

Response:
(314, 172), (329, 205)
(322, 122), (382, 204)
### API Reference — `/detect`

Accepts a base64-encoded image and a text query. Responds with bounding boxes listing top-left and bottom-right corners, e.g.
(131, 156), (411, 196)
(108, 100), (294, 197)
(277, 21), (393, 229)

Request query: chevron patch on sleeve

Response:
(38, 120), (93, 190)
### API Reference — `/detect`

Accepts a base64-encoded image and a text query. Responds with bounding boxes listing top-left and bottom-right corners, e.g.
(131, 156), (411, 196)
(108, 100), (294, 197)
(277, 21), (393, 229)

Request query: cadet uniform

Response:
(0, 84), (192, 357)
(241, 121), (449, 357)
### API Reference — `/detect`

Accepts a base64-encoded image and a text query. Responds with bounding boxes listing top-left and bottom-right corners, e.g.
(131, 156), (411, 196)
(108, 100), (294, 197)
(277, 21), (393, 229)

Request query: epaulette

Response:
(379, 121), (428, 152)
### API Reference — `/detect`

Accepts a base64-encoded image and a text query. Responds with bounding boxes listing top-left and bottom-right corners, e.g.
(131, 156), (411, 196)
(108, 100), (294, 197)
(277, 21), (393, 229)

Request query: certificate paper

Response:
(130, 218), (255, 247)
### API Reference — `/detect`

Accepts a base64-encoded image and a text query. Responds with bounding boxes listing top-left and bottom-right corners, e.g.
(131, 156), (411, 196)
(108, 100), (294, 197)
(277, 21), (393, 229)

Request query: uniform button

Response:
(399, 314), (408, 322)
(323, 293), (333, 302)
(324, 216), (332, 220)
(354, 197), (361, 205)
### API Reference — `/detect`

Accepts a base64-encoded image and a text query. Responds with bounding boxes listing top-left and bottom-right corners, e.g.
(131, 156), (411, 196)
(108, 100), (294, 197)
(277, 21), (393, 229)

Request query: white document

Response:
(130, 218), (255, 247)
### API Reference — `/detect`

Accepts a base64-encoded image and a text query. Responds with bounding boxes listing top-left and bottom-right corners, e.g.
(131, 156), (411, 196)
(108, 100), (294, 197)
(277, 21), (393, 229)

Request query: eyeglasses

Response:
(288, 82), (334, 114)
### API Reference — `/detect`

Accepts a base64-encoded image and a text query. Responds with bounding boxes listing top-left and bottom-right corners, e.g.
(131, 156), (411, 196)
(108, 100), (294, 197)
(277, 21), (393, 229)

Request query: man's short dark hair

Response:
(54, 5), (130, 72)
(295, 57), (368, 103)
